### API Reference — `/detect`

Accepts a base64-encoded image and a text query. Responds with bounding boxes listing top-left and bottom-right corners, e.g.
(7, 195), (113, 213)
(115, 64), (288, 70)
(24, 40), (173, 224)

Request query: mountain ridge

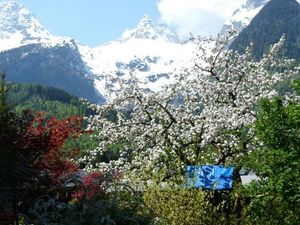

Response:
(230, 0), (300, 61)
(120, 15), (181, 43)
(0, 0), (282, 104)
(220, 0), (269, 36)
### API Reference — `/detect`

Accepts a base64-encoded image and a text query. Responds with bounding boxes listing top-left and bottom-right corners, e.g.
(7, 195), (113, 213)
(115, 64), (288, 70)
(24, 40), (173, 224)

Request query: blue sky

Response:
(0, 0), (246, 47)
(12, 0), (161, 46)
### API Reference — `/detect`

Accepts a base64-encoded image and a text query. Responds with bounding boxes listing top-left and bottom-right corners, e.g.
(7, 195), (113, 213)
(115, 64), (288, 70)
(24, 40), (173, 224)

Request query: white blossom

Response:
(80, 34), (298, 181)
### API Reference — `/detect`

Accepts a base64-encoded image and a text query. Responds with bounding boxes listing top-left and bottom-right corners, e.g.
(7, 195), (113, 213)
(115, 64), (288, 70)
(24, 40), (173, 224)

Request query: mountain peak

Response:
(120, 15), (180, 43)
(0, 1), (50, 38)
(219, 0), (269, 36)
(0, 1), (72, 51)
(137, 15), (155, 28)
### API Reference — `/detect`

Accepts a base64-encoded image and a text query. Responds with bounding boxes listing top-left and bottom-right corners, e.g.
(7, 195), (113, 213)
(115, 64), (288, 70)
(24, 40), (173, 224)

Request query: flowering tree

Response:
(81, 35), (298, 182)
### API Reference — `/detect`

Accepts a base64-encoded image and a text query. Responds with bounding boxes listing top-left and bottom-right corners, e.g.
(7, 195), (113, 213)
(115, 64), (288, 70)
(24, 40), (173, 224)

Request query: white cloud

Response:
(157, 0), (246, 37)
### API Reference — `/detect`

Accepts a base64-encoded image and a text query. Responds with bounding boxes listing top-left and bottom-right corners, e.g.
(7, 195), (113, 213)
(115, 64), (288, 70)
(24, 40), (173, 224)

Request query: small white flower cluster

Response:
(80, 35), (298, 181)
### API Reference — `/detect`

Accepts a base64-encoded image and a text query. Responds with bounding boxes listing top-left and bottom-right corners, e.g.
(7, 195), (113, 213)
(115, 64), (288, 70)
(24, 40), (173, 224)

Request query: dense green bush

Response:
(144, 182), (248, 225)
(240, 95), (300, 224)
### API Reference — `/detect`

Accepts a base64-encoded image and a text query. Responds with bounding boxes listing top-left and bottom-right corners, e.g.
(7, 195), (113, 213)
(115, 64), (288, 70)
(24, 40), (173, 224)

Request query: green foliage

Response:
(242, 96), (300, 224)
(60, 133), (99, 159)
(291, 78), (300, 94)
(0, 72), (9, 113)
(144, 184), (209, 225)
(144, 183), (246, 225)
(7, 82), (92, 119)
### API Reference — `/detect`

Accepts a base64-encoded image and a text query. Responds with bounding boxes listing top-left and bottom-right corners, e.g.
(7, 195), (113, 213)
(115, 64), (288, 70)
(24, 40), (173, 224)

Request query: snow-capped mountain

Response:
(220, 0), (270, 36)
(0, 1), (196, 103)
(77, 15), (196, 100)
(0, 1), (72, 51)
(121, 15), (180, 43)
(0, 0), (275, 103)
(0, 1), (102, 103)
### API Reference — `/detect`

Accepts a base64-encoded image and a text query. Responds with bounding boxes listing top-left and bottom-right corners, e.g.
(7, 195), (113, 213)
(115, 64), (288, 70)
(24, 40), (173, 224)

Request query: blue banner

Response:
(186, 165), (234, 190)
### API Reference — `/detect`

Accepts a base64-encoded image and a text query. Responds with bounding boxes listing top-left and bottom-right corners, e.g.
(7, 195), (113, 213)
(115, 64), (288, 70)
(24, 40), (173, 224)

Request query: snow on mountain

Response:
(1, 0), (269, 103)
(0, 1), (103, 103)
(0, 1), (197, 102)
(220, 0), (269, 36)
(78, 15), (196, 100)
(0, 1), (72, 52)
(121, 15), (180, 43)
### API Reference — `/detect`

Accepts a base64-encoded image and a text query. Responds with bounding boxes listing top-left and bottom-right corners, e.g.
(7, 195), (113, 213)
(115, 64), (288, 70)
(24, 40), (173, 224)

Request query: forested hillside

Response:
(230, 0), (300, 61)
(7, 82), (91, 118)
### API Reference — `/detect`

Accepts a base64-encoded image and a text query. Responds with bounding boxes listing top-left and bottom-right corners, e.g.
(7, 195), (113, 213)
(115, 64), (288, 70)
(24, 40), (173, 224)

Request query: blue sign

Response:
(186, 165), (234, 190)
